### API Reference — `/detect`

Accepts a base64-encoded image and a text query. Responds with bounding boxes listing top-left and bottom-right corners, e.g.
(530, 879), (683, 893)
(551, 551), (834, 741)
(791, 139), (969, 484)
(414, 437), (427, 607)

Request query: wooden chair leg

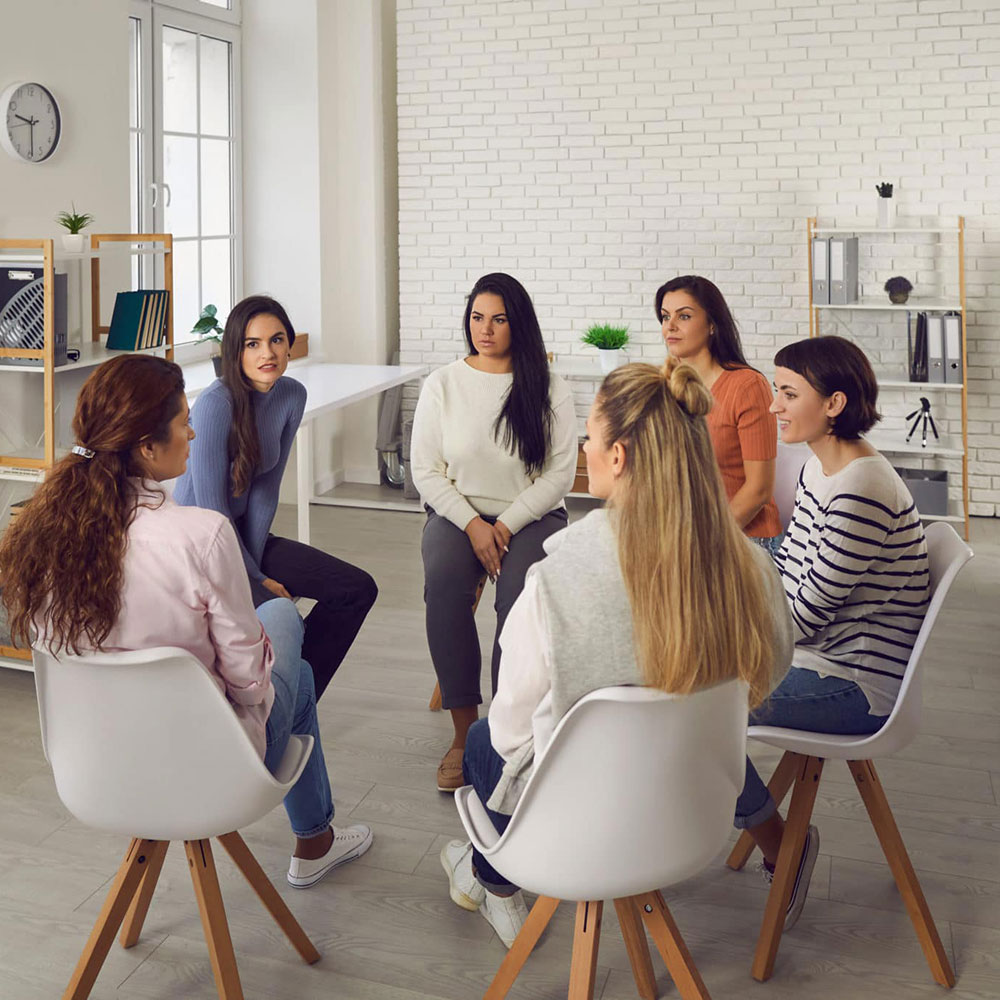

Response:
(217, 831), (320, 965)
(484, 895), (560, 1000)
(726, 750), (799, 871)
(185, 839), (244, 1000)
(848, 759), (956, 988)
(63, 838), (159, 1000)
(429, 682), (442, 711)
(613, 897), (657, 1000)
(634, 890), (710, 1000)
(119, 840), (169, 949)
(751, 753), (824, 983)
(568, 900), (604, 1000)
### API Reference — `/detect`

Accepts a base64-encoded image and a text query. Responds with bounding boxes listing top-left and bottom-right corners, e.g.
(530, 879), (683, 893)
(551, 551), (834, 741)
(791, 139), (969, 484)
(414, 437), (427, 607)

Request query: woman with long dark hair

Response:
(410, 273), (578, 792)
(655, 275), (782, 553)
(0, 355), (372, 886)
(173, 295), (377, 700)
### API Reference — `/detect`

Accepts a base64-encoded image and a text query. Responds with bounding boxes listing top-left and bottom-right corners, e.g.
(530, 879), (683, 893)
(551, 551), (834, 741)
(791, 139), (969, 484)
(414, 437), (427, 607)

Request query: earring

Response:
(709, 327), (715, 337)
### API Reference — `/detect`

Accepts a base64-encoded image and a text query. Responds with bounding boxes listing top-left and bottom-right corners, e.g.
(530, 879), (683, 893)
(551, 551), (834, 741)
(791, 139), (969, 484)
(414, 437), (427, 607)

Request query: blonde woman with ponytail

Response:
(440, 357), (793, 950)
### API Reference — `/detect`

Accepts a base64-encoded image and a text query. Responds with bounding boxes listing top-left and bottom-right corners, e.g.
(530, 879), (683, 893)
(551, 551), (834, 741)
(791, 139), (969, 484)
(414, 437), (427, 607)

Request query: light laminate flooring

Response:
(0, 501), (998, 999)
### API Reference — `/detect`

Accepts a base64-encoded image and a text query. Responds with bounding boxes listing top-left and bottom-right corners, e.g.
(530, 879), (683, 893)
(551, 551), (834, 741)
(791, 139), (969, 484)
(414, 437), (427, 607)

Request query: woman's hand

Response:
(493, 519), (512, 557)
(262, 577), (293, 601)
(465, 516), (504, 581)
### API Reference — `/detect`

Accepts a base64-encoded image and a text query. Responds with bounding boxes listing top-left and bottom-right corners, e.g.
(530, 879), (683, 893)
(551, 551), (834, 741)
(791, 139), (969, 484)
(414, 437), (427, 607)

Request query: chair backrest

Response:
(33, 645), (303, 841)
(483, 680), (748, 902)
(774, 441), (811, 532)
(866, 521), (973, 755)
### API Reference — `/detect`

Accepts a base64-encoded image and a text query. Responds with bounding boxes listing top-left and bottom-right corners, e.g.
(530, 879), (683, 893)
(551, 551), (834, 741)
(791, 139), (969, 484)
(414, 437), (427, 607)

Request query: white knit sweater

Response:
(409, 359), (579, 534)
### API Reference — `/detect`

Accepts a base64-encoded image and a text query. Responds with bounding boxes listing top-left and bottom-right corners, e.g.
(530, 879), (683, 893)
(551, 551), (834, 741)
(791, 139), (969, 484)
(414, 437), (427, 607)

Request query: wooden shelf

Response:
(867, 433), (963, 459)
(816, 297), (962, 312)
(0, 339), (171, 374)
(878, 379), (962, 391)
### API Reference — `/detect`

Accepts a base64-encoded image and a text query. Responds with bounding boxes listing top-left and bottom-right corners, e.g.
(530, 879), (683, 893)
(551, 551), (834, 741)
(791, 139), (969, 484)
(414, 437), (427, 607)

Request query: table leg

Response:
(296, 421), (312, 546)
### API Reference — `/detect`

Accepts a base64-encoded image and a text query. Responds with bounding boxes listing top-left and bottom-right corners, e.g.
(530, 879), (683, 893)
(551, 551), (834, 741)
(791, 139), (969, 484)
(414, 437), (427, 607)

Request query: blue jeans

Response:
(752, 532), (784, 559)
(734, 667), (888, 829)
(462, 718), (517, 893)
(258, 599), (335, 838)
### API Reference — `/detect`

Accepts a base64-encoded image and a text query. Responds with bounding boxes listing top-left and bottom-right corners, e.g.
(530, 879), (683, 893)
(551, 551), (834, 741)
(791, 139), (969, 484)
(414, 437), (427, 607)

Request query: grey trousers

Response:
(421, 506), (568, 709)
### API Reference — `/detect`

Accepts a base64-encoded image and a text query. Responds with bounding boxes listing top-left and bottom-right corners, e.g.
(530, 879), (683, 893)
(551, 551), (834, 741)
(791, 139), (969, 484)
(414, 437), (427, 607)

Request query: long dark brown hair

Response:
(462, 273), (552, 475)
(654, 275), (750, 371)
(0, 355), (185, 654)
(220, 295), (296, 497)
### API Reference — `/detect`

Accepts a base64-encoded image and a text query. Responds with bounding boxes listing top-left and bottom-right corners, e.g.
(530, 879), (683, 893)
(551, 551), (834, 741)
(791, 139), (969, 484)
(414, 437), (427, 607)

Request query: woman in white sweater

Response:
(438, 358), (792, 948)
(410, 273), (578, 792)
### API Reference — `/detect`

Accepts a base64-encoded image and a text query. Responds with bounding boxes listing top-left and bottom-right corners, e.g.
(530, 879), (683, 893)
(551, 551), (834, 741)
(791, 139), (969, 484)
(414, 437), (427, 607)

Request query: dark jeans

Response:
(462, 718), (517, 893)
(421, 507), (568, 709)
(249, 534), (378, 701)
(734, 667), (889, 829)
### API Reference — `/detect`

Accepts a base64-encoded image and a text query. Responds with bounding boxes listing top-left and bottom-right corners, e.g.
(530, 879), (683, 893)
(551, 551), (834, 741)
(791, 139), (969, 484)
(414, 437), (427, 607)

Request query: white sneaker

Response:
(479, 889), (528, 949)
(287, 823), (373, 888)
(440, 839), (486, 911)
(755, 824), (820, 930)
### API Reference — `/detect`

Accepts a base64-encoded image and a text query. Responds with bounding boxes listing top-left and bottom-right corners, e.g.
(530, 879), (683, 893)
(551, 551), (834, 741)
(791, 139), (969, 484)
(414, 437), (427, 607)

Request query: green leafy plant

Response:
(55, 204), (95, 234)
(581, 323), (629, 350)
(192, 304), (224, 344)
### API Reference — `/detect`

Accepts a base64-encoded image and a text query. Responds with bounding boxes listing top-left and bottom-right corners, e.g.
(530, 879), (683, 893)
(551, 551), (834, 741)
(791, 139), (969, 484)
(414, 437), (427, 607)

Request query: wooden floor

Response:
(1, 501), (998, 999)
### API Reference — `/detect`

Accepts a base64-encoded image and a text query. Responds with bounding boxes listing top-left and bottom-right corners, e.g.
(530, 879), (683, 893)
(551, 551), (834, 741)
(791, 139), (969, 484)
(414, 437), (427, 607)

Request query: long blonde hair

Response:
(596, 358), (775, 708)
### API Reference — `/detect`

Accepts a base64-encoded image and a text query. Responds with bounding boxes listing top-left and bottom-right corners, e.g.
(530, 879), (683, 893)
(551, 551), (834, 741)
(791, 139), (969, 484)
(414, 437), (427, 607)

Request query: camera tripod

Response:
(905, 397), (939, 448)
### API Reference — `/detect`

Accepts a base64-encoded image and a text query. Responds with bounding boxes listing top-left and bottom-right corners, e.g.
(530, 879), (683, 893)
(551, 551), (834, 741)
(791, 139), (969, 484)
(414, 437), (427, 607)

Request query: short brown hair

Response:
(774, 336), (880, 440)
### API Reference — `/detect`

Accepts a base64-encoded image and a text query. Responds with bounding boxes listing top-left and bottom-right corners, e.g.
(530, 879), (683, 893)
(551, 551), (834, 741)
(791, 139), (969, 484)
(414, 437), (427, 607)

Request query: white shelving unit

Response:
(807, 217), (969, 539)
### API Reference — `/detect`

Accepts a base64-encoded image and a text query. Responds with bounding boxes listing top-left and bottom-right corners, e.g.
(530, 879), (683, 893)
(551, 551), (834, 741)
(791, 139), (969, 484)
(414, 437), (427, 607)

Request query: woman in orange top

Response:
(655, 275), (782, 553)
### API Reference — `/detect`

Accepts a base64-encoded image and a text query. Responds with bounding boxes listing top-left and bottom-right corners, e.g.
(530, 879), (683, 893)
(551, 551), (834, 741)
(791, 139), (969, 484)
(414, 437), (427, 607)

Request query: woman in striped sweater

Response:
(736, 336), (930, 927)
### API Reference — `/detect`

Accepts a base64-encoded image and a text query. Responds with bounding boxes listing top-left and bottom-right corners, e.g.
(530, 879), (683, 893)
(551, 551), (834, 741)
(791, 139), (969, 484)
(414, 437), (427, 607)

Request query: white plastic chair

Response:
(33, 645), (320, 1000)
(456, 680), (749, 1000)
(773, 441), (811, 532)
(726, 522), (972, 987)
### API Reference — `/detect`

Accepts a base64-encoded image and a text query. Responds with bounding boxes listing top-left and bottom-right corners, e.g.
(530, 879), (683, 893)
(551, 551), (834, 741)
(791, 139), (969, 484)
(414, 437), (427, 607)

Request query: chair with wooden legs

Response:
(726, 522), (972, 986)
(456, 681), (750, 999)
(33, 645), (322, 1000)
(429, 572), (488, 711)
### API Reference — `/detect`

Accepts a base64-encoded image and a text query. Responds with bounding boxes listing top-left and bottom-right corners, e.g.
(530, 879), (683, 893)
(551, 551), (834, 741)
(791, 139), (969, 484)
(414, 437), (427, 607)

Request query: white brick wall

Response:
(397, 0), (1000, 517)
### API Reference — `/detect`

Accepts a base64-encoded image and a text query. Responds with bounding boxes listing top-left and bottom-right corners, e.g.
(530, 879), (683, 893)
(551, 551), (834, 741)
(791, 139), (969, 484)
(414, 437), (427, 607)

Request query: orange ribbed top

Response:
(707, 367), (781, 539)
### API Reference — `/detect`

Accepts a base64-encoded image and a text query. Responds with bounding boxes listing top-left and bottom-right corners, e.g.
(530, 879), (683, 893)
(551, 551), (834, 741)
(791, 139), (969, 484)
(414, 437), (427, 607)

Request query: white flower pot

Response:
(61, 233), (85, 253)
(598, 348), (625, 373)
(877, 197), (894, 228)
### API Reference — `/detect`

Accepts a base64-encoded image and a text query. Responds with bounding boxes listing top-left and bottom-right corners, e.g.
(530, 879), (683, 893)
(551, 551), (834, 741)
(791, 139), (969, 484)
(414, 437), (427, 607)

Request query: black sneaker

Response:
(756, 824), (820, 930)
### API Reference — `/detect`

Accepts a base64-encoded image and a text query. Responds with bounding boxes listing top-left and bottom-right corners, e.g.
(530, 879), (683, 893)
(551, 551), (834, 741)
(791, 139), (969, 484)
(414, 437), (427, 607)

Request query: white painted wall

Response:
(396, 0), (1000, 517)
(0, 0), (131, 520)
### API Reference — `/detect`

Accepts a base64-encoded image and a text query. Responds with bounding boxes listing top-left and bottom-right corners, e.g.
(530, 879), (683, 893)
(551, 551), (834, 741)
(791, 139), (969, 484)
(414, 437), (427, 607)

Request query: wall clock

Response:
(1, 81), (62, 163)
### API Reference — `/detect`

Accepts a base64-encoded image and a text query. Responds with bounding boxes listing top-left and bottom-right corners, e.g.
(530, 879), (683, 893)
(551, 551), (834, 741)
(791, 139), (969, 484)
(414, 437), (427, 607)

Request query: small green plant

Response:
(875, 182), (894, 198)
(192, 304), (224, 344)
(55, 204), (95, 234)
(581, 323), (629, 350)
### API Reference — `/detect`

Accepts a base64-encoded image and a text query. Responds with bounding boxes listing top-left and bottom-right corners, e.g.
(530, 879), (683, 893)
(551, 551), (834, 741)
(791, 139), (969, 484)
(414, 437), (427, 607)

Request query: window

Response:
(129, 1), (241, 345)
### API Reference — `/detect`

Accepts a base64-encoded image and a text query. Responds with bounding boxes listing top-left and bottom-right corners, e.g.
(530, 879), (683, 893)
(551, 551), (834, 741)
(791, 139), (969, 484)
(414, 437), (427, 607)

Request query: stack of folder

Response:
(106, 290), (170, 351)
(914, 312), (963, 384)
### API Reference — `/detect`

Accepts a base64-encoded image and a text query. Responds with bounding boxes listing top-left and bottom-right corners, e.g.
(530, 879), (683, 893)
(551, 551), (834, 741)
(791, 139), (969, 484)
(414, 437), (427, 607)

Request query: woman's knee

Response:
(257, 597), (305, 642)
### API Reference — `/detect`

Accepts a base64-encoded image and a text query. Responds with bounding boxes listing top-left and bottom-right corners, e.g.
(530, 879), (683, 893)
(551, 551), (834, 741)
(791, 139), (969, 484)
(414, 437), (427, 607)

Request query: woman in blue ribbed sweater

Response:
(174, 295), (377, 699)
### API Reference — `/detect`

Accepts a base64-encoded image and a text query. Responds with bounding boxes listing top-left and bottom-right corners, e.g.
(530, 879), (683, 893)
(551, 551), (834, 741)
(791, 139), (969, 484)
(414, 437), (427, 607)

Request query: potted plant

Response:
(582, 323), (629, 373)
(55, 204), (95, 253)
(192, 304), (225, 375)
(884, 276), (913, 305)
(875, 181), (894, 228)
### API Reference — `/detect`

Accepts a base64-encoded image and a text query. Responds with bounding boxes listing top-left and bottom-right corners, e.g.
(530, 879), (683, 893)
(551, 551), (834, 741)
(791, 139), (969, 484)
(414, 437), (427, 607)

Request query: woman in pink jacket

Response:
(0, 355), (370, 889)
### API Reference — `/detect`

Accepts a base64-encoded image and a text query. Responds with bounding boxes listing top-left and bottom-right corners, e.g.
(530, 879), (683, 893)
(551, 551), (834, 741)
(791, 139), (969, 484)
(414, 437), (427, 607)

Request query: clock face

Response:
(1, 81), (61, 163)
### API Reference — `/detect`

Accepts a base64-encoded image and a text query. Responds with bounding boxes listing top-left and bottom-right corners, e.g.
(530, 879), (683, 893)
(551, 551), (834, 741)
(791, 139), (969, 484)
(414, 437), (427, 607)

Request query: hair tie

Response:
(71, 445), (95, 460)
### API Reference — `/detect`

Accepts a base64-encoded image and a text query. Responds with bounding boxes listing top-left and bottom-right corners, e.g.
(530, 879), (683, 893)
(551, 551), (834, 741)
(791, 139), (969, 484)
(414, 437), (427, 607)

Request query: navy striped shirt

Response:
(774, 453), (929, 715)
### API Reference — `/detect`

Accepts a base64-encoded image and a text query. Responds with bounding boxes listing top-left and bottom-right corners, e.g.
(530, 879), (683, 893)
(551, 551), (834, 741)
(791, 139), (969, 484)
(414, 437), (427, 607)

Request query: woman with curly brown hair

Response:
(0, 355), (371, 888)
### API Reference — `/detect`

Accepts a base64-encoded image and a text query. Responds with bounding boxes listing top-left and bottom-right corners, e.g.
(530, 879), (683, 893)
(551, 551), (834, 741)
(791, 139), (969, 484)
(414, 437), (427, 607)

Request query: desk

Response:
(186, 360), (429, 545)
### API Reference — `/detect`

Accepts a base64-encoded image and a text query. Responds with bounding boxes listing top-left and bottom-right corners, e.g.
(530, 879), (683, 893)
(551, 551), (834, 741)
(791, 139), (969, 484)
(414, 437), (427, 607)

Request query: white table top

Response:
(184, 359), (429, 417)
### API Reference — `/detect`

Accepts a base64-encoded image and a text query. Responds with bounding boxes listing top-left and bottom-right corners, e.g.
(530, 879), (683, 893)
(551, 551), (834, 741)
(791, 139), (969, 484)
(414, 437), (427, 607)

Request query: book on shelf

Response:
(106, 290), (170, 351)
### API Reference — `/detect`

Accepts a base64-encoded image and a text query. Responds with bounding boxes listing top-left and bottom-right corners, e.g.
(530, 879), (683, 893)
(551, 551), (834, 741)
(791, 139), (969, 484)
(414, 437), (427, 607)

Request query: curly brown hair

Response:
(0, 355), (185, 654)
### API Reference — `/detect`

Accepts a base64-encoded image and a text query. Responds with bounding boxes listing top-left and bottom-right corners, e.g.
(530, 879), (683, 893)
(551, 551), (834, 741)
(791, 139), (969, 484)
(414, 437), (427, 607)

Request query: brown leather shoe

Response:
(437, 747), (465, 793)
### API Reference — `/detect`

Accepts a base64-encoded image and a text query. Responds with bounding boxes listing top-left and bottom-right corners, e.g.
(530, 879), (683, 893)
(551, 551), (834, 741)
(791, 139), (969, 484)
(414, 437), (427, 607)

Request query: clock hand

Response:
(13, 113), (32, 125)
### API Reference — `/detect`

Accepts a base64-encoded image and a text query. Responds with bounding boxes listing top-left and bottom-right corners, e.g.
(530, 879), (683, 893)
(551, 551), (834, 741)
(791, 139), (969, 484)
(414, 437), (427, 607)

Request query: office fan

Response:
(0, 276), (45, 351)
